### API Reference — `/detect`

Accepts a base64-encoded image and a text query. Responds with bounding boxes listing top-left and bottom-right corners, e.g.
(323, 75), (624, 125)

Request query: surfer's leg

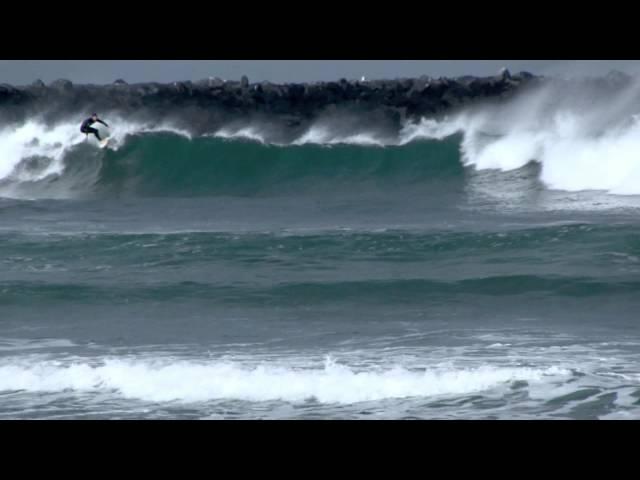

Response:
(89, 127), (101, 141)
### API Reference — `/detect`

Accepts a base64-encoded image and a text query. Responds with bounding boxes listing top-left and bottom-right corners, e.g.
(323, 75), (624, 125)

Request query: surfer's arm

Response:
(97, 119), (109, 127)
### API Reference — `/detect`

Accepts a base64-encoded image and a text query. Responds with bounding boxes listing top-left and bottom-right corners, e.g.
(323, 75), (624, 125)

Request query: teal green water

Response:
(0, 133), (638, 419)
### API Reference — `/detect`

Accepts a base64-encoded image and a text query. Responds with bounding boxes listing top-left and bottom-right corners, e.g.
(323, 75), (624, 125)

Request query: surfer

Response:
(80, 113), (109, 141)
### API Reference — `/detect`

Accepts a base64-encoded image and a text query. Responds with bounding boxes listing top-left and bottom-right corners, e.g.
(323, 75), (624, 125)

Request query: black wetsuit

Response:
(80, 117), (109, 141)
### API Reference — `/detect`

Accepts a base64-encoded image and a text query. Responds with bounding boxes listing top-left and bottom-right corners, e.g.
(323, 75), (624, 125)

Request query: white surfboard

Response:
(99, 138), (110, 149)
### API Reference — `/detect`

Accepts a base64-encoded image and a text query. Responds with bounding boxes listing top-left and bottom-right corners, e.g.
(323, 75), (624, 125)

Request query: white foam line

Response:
(0, 356), (569, 404)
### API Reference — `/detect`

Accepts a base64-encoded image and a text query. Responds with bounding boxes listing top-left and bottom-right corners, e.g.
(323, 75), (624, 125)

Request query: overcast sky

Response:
(1, 60), (639, 85)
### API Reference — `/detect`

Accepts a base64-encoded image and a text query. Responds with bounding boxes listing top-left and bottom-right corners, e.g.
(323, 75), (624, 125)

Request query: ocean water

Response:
(1, 81), (640, 419)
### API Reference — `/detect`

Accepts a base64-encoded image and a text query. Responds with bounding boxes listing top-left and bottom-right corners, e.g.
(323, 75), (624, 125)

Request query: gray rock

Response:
(50, 79), (73, 92)
(499, 67), (512, 80)
(0, 72), (551, 127)
(196, 77), (225, 88)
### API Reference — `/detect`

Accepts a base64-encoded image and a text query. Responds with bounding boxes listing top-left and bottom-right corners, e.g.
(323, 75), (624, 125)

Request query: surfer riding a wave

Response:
(81, 113), (109, 143)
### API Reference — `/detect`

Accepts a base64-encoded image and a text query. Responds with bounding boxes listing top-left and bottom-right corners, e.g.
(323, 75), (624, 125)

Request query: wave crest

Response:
(0, 356), (568, 403)
(5, 77), (640, 199)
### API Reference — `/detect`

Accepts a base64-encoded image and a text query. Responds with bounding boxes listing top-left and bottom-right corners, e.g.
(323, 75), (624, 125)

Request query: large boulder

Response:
(50, 79), (73, 93)
(196, 77), (225, 89)
(499, 67), (512, 80)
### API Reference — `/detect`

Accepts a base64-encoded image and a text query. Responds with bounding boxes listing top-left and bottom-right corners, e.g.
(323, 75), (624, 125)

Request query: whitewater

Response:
(4, 75), (640, 198)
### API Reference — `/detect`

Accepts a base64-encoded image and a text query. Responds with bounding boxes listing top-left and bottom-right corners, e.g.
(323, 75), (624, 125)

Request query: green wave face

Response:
(2, 133), (466, 198)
